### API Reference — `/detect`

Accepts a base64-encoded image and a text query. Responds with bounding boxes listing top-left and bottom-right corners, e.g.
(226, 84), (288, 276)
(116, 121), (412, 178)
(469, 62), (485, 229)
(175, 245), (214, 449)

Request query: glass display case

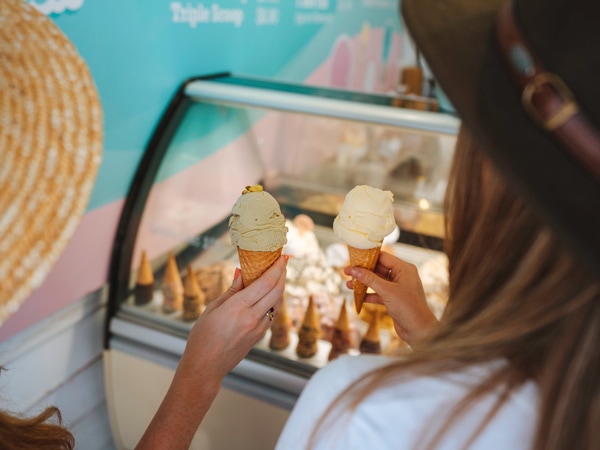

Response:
(104, 73), (459, 449)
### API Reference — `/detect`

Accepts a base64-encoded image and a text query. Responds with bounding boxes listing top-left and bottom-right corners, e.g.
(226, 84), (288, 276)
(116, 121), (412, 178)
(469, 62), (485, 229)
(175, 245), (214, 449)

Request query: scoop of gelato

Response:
(229, 185), (288, 251)
(333, 185), (395, 249)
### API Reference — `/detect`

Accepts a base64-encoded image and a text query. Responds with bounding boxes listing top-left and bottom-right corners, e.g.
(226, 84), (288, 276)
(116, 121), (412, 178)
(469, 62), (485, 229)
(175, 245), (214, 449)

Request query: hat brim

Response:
(0, 1), (102, 324)
(402, 0), (600, 279)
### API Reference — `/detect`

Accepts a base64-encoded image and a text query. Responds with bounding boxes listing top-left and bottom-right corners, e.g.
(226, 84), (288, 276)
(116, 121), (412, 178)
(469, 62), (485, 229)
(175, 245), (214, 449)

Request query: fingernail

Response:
(350, 268), (360, 278)
(283, 254), (291, 262)
(234, 268), (241, 279)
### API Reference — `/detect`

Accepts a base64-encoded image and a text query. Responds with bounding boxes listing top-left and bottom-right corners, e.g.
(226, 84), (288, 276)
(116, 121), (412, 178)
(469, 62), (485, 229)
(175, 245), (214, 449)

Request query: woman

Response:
(0, 256), (287, 450)
(276, 126), (599, 449)
(1, 0), (288, 448)
(276, 0), (600, 448)
(136, 258), (288, 449)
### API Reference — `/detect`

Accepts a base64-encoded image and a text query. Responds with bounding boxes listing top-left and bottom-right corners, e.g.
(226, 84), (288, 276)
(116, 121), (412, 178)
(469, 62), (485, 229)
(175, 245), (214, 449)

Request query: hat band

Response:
(496, 0), (600, 182)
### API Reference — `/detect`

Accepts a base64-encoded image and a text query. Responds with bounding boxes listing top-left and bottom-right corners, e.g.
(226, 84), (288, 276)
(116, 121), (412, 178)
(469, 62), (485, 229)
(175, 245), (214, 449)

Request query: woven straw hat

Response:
(402, 0), (600, 280)
(0, 1), (103, 325)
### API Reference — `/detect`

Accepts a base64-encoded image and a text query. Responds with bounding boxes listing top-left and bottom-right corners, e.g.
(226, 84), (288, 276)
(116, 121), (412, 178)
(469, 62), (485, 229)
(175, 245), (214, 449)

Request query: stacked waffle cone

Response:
(182, 264), (205, 321)
(134, 250), (155, 306)
(162, 252), (184, 314)
(328, 301), (353, 361)
(296, 296), (321, 358)
(269, 296), (291, 350)
(348, 244), (381, 313)
(360, 309), (381, 354)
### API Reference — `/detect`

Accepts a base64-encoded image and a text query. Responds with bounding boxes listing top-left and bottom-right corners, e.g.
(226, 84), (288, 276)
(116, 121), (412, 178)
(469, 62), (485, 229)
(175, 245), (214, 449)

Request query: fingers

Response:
(375, 251), (408, 281)
(205, 268), (244, 310)
(350, 265), (388, 299)
(204, 255), (288, 328)
(251, 257), (287, 319)
(242, 255), (287, 306)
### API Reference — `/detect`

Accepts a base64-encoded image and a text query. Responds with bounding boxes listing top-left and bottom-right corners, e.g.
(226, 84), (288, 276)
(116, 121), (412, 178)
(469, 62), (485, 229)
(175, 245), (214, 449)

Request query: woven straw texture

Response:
(0, 0), (103, 325)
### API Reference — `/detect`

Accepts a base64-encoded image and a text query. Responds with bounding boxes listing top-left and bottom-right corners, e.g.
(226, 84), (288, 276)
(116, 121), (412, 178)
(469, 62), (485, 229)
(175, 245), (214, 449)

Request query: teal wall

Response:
(43, 0), (404, 210)
(2, 0), (407, 340)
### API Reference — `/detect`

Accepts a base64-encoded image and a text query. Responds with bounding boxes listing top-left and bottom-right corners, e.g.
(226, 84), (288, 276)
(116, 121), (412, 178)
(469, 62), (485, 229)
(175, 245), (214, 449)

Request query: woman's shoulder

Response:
(277, 355), (537, 449)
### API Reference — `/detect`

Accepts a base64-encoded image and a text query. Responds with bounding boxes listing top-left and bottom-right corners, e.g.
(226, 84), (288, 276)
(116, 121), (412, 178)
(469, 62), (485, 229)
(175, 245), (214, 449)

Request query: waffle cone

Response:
(137, 250), (154, 285)
(348, 245), (381, 313)
(237, 247), (283, 287)
(364, 310), (380, 342)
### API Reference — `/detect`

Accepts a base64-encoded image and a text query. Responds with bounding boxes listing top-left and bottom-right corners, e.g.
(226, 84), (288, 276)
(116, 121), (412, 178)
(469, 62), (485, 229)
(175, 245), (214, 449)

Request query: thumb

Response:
(350, 266), (386, 295)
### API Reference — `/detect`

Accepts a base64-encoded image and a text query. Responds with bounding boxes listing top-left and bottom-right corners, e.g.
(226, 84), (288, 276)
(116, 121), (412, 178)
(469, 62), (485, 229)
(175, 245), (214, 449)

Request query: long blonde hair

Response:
(310, 126), (600, 449)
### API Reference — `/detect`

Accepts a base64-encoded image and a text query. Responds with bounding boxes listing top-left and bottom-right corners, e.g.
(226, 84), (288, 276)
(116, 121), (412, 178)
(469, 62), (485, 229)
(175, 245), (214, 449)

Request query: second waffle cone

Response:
(348, 245), (381, 313)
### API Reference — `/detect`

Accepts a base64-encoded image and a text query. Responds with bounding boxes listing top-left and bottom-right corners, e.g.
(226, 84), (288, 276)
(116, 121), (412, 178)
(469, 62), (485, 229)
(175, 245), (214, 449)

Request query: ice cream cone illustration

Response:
(296, 296), (321, 358)
(182, 264), (205, 321)
(328, 301), (353, 361)
(161, 252), (184, 314)
(229, 185), (288, 288)
(334, 185), (395, 314)
(360, 309), (381, 354)
(135, 250), (154, 306)
(269, 296), (291, 351)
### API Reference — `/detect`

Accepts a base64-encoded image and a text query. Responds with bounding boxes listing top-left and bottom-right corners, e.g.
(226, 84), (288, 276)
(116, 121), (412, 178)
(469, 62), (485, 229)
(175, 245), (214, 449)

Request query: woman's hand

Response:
(181, 254), (288, 381)
(345, 251), (438, 345)
(136, 255), (288, 450)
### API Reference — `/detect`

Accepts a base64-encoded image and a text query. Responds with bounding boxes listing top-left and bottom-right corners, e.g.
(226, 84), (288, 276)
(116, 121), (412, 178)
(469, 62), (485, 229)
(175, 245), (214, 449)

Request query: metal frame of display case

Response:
(104, 72), (460, 407)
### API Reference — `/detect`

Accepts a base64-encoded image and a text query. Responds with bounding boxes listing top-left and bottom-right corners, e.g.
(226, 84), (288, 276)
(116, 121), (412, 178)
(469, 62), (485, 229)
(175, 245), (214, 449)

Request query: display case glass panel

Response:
(107, 74), (459, 380)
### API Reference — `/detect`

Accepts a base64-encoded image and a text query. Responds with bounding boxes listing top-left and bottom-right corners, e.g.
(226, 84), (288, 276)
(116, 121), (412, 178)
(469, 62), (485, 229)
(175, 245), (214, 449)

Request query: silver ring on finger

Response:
(265, 307), (275, 321)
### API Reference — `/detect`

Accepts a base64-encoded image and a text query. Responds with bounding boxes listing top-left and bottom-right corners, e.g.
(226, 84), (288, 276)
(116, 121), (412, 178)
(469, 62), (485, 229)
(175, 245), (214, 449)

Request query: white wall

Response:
(0, 288), (116, 450)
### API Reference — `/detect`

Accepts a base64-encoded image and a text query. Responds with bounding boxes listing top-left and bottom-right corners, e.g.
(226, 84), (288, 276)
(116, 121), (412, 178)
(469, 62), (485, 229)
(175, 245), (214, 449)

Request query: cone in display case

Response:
(296, 296), (321, 358)
(196, 261), (233, 303)
(161, 252), (184, 314)
(269, 296), (291, 351)
(182, 265), (205, 321)
(134, 250), (154, 306)
(328, 301), (353, 361)
(359, 309), (381, 354)
(348, 245), (381, 314)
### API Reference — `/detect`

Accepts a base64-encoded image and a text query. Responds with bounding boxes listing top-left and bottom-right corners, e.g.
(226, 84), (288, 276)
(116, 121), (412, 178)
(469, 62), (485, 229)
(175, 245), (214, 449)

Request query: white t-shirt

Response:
(275, 355), (537, 449)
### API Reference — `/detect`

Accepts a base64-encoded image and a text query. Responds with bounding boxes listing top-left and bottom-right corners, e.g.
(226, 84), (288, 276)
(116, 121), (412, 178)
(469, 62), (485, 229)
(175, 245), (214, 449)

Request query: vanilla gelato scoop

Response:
(229, 185), (288, 251)
(333, 185), (395, 249)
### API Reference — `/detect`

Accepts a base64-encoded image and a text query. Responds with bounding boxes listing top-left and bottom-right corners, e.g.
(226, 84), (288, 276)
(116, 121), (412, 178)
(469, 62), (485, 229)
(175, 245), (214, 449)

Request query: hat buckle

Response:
(521, 72), (579, 132)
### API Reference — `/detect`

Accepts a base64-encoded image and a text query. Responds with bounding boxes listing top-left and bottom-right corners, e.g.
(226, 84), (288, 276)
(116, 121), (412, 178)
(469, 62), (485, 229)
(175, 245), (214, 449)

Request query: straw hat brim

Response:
(402, 0), (600, 279)
(0, 1), (103, 325)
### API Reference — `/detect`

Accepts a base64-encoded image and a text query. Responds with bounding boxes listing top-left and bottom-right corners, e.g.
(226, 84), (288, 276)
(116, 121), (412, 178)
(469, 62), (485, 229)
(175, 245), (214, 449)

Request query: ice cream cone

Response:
(360, 310), (381, 354)
(135, 250), (155, 306)
(296, 296), (321, 358)
(162, 252), (183, 314)
(334, 300), (351, 331)
(348, 244), (381, 313)
(237, 247), (283, 288)
(269, 296), (291, 351)
(333, 185), (395, 313)
(229, 184), (287, 288)
(328, 301), (353, 361)
(182, 265), (205, 321)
